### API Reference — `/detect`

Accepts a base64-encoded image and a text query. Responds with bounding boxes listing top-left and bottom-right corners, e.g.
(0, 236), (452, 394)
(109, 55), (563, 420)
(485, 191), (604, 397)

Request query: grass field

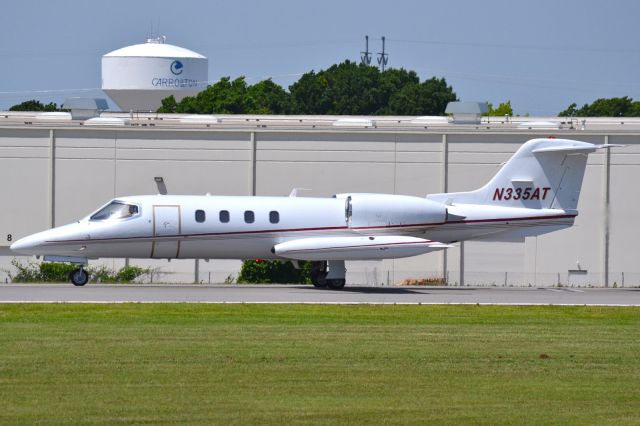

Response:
(0, 304), (639, 424)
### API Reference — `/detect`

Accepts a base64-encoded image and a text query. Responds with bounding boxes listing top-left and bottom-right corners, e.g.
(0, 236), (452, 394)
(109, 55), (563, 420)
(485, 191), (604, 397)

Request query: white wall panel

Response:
(0, 126), (638, 286)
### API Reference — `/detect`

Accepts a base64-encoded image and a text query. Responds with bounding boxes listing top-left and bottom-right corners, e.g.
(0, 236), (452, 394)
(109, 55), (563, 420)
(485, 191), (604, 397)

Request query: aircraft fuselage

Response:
(11, 194), (575, 261)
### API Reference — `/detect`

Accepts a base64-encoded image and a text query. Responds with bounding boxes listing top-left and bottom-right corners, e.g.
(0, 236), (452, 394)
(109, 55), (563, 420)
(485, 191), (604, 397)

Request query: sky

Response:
(1, 0), (639, 116)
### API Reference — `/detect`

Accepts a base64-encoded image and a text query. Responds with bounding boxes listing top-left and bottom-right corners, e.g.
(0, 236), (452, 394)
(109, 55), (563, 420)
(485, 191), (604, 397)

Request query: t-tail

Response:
(428, 138), (617, 211)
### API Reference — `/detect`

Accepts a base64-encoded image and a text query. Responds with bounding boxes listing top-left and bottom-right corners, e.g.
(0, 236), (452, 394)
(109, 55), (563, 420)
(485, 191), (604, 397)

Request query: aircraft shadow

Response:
(317, 286), (476, 294)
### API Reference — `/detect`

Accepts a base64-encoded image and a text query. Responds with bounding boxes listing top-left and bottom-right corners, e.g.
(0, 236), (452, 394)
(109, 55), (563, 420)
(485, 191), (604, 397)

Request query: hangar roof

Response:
(1, 111), (639, 133)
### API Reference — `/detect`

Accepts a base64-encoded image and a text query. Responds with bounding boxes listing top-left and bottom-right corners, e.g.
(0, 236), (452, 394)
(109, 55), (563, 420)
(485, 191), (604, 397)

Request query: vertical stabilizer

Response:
(428, 138), (601, 210)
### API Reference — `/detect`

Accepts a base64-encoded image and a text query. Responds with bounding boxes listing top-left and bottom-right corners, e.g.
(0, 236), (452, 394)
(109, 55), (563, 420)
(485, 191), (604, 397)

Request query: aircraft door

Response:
(151, 205), (181, 259)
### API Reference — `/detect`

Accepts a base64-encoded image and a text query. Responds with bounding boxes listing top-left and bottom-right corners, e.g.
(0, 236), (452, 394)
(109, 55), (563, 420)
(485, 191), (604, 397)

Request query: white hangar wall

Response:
(0, 120), (637, 286)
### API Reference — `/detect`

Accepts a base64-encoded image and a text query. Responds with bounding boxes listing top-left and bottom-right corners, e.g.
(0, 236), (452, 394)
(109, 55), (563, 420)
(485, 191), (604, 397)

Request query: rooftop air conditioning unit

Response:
(62, 98), (109, 120)
(445, 102), (489, 124)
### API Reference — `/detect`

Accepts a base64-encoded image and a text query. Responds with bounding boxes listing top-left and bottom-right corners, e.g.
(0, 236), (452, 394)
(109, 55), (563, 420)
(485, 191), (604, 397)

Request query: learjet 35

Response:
(10, 138), (616, 288)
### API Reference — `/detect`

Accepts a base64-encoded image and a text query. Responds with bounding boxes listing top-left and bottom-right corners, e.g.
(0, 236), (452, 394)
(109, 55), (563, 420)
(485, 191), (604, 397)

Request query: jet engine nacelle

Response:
(334, 193), (447, 228)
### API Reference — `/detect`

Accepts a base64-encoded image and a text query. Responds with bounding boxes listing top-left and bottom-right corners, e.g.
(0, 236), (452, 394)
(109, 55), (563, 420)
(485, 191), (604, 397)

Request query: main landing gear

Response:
(69, 267), (89, 286)
(310, 260), (346, 290)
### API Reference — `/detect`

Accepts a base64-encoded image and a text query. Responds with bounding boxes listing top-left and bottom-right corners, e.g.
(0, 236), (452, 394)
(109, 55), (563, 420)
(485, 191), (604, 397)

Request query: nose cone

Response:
(10, 234), (44, 255)
(10, 223), (89, 257)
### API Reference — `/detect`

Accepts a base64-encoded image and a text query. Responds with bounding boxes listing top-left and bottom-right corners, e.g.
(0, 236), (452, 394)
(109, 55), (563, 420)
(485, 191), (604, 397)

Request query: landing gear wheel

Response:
(312, 277), (327, 288)
(69, 268), (89, 286)
(310, 261), (328, 288)
(326, 279), (346, 290)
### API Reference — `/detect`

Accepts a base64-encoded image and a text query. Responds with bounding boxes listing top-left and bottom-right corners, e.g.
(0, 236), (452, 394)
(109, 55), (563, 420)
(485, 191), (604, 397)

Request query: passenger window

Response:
(195, 210), (206, 223)
(269, 211), (279, 224)
(219, 210), (230, 223)
(244, 210), (255, 223)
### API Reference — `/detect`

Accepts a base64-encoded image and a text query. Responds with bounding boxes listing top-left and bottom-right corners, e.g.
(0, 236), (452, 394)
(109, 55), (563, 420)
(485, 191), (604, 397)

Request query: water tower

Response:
(102, 37), (208, 111)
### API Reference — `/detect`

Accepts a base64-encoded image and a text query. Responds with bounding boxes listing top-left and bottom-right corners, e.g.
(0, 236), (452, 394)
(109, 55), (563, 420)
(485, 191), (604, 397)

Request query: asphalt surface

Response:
(1, 284), (639, 305)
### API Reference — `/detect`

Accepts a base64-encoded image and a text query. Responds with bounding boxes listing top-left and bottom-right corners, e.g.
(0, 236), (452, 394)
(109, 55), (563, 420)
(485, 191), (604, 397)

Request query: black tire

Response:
(69, 268), (89, 286)
(310, 261), (328, 288)
(312, 277), (327, 288)
(326, 279), (346, 290)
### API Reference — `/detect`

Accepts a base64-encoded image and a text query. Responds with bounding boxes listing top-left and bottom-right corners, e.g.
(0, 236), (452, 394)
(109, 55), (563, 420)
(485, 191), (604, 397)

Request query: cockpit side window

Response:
(90, 201), (139, 221)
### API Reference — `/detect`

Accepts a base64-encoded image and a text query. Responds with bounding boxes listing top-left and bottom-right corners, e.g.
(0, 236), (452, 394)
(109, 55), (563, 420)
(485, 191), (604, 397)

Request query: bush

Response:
(401, 277), (447, 286)
(116, 266), (151, 283)
(8, 259), (76, 282)
(39, 262), (78, 281)
(7, 260), (153, 284)
(89, 265), (153, 283)
(237, 260), (312, 284)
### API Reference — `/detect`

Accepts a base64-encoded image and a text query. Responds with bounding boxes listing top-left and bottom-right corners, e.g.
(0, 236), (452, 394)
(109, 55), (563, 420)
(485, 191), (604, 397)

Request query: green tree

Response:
(558, 102), (579, 117)
(157, 95), (178, 113)
(159, 60), (457, 116)
(9, 99), (60, 112)
(385, 77), (457, 115)
(485, 101), (513, 116)
(176, 76), (249, 114)
(558, 97), (640, 117)
(289, 61), (382, 114)
(629, 102), (640, 116)
(245, 79), (291, 114)
(165, 76), (292, 115)
(289, 60), (456, 115)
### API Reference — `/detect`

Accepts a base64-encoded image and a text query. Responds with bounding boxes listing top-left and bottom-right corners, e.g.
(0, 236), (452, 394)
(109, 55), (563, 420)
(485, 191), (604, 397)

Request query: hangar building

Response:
(0, 111), (637, 286)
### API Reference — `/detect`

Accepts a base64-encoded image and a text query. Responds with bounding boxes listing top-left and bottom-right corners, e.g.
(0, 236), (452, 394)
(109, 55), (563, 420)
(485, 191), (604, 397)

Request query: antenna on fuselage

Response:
(154, 177), (168, 195)
(289, 188), (311, 197)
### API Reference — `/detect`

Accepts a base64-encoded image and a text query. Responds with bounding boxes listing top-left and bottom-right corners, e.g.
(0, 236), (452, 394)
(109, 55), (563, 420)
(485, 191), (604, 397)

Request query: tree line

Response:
(158, 60), (458, 116)
(8, 59), (640, 118)
(8, 100), (62, 112)
(558, 96), (640, 117)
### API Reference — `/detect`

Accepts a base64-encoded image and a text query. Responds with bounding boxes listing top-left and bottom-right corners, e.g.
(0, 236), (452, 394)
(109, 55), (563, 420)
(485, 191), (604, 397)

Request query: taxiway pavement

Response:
(1, 284), (639, 305)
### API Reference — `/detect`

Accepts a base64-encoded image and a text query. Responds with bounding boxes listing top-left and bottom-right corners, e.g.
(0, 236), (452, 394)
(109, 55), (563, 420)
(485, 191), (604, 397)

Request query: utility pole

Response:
(360, 35), (372, 65)
(377, 36), (388, 72)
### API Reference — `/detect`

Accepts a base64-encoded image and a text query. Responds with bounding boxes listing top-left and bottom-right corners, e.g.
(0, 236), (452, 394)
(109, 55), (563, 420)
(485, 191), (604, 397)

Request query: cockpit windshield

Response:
(90, 201), (139, 221)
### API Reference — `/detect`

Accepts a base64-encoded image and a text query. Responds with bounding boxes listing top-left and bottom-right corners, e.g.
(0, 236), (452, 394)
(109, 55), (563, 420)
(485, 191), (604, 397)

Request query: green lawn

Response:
(0, 304), (638, 425)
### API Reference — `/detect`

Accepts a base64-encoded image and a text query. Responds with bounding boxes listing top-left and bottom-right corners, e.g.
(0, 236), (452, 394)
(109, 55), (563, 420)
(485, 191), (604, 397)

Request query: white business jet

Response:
(10, 138), (615, 288)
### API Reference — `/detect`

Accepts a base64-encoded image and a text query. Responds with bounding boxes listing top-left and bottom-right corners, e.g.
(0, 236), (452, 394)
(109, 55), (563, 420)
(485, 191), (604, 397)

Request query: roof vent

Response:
(36, 112), (72, 121)
(517, 121), (561, 130)
(445, 102), (488, 124)
(62, 98), (109, 120)
(332, 117), (374, 128)
(410, 116), (449, 125)
(179, 115), (221, 124)
(84, 117), (129, 126)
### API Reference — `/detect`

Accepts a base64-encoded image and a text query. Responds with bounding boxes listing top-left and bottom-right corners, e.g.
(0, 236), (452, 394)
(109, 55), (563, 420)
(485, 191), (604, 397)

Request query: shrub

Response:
(7, 260), (153, 284)
(401, 277), (447, 286)
(237, 260), (312, 284)
(39, 262), (77, 281)
(8, 259), (76, 283)
(89, 265), (153, 283)
(116, 266), (151, 283)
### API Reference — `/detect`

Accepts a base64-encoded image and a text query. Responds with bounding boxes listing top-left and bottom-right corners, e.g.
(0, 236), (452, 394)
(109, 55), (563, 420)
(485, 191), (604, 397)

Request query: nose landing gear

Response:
(41, 256), (89, 286)
(69, 268), (89, 286)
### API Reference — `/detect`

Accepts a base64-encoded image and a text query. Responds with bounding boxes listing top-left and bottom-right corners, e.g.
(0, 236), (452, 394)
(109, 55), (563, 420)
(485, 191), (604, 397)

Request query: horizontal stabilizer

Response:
(273, 236), (449, 261)
(532, 145), (596, 153)
(532, 143), (624, 153)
